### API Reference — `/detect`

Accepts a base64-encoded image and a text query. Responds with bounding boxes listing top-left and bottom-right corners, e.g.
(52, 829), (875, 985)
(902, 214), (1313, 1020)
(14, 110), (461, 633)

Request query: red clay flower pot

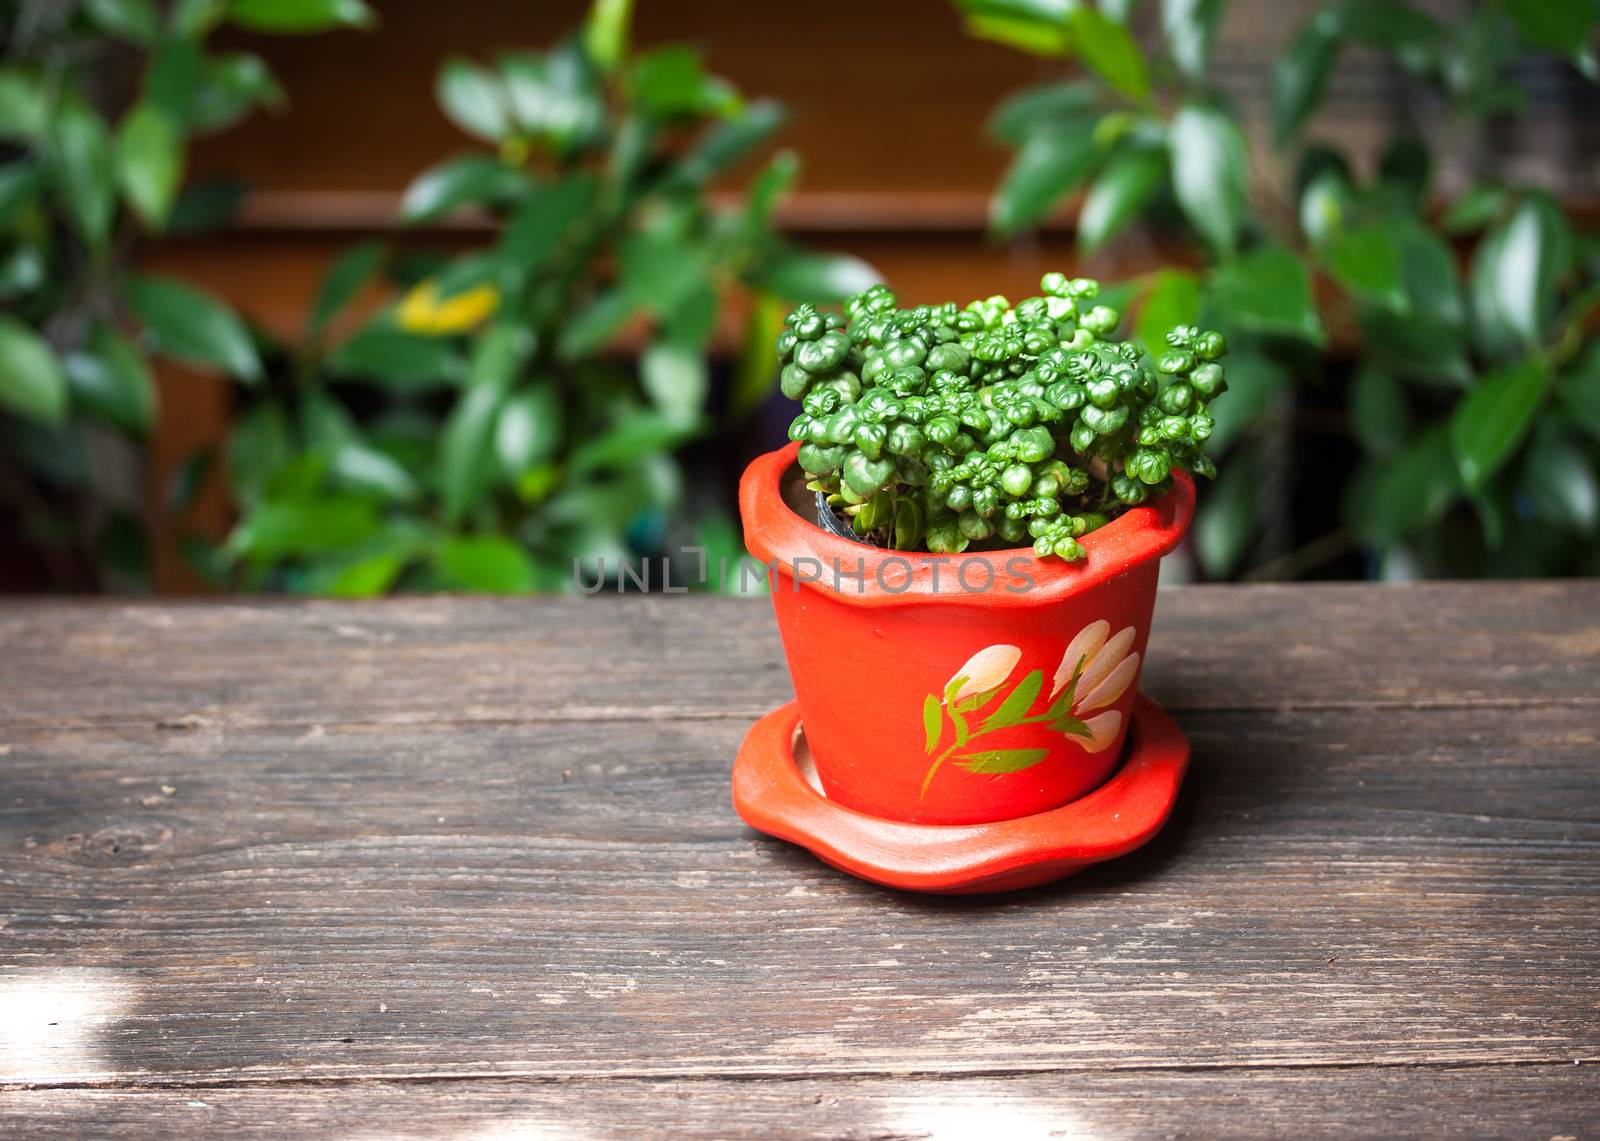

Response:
(739, 441), (1195, 827)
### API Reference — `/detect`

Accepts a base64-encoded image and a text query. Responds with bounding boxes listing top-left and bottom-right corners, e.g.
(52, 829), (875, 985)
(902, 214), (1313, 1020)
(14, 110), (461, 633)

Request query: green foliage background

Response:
(0, 0), (373, 587)
(0, 0), (875, 593)
(3, 0), (1599, 591)
(960, 0), (1600, 579)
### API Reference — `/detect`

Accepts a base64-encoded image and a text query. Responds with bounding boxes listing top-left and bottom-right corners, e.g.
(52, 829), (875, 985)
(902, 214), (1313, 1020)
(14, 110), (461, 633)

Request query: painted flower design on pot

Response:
(920, 623), (1141, 797)
(1051, 620), (1140, 755)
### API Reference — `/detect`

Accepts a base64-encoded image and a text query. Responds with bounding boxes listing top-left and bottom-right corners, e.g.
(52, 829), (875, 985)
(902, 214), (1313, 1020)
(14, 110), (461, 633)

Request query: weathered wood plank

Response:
(1, 582), (1596, 732)
(4, 1066), (1597, 1140)
(2, 704), (1595, 1085)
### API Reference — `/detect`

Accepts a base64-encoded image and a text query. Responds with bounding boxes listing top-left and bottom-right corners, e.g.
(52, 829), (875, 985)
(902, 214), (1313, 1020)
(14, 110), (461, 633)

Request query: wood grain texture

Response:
(4, 1067), (1598, 1140)
(1, 582), (1596, 733)
(0, 584), (1596, 1133)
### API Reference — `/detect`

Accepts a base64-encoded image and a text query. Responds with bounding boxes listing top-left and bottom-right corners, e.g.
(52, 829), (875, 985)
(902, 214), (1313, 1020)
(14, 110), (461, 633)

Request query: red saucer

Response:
(732, 694), (1188, 894)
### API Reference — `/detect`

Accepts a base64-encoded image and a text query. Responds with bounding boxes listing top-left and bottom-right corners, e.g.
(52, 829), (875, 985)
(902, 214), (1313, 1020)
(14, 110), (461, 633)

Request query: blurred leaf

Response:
(1135, 269), (1200, 355)
(440, 382), (507, 523)
(1161, 0), (1222, 77)
(145, 37), (203, 123)
(666, 278), (718, 348)
(228, 497), (380, 561)
(1470, 192), (1570, 358)
(263, 450), (329, 504)
(572, 409), (699, 472)
(126, 274), (262, 380)
(633, 46), (736, 117)
(991, 119), (1099, 236)
(437, 57), (510, 142)
(1397, 225), (1464, 327)
(85, 0), (159, 43)
(1496, 0), (1598, 71)
(439, 324), (529, 522)
(1521, 421), (1598, 535)
(1341, 0), (1445, 50)
(960, 2), (1072, 56)
(495, 380), (563, 474)
(229, 402), (291, 505)
(301, 399), (418, 504)
(177, 533), (230, 587)
(1193, 448), (1258, 578)
(498, 44), (604, 152)
(666, 99), (785, 189)
(168, 448), (215, 513)
(1168, 102), (1247, 254)
(0, 70), (46, 140)
(1448, 357), (1547, 489)
(956, 1), (1075, 27)
(309, 241), (384, 336)
(48, 98), (114, 249)
(0, 245), (44, 298)
(1078, 144), (1164, 252)
(114, 102), (182, 229)
(1360, 306), (1473, 387)
(1346, 426), (1458, 546)
(620, 229), (709, 314)
(1293, 142), (1350, 197)
(1442, 184), (1507, 234)
(229, 0), (375, 33)
(1208, 245), (1324, 344)
(0, 163), (41, 226)
(558, 289), (636, 359)
(1298, 169), (1347, 247)
(1324, 224), (1405, 311)
(1378, 135), (1430, 207)
(733, 292), (784, 419)
(584, 0), (634, 71)
(314, 551), (405, 597)
(1065, 7), (1149, 101)
(501, 175), (592, 270)
(63, 326), (157, 434)
(1348, 365), (1408, 456)
(751, 248), (880, 303)
(1270, 10), (1339, 144)
(167, 177), (248, 233)
(170, 0), (220, 34)
(987, 81), (1096, 145)
(0, 314), (68, 424)
(331, 442), (418, 503)
(641, 340), (707, 427)
(1205, 350), (1287, 452)
(10, 419), (88, 487)
(317, 522), (431, 586)
(1559, 343), (1600, 441)
(327, 325), (463, 389)
(100, 508), (149, 587)
(399, 155), (522, 223)
(435, 534), (537, 593)
(188, 53), (284, 134)
(738, 150), (799, 248)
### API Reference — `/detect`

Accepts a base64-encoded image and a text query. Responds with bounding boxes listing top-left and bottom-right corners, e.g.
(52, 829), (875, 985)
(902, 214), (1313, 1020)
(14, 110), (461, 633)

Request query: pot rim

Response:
(739, 441), (1194, 609)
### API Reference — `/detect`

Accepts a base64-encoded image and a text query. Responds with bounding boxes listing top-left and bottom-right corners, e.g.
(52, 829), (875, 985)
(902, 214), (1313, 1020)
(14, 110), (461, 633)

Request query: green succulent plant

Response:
(781, 273), (1228, 559)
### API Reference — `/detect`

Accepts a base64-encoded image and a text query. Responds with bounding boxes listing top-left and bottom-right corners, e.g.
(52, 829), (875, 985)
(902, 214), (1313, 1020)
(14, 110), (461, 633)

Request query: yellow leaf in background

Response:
(397, 280), (500, 336)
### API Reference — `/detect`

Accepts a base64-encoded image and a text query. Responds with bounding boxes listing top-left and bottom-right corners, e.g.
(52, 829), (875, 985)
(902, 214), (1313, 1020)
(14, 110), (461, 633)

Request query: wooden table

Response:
(2, 583), (1596, 1137)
